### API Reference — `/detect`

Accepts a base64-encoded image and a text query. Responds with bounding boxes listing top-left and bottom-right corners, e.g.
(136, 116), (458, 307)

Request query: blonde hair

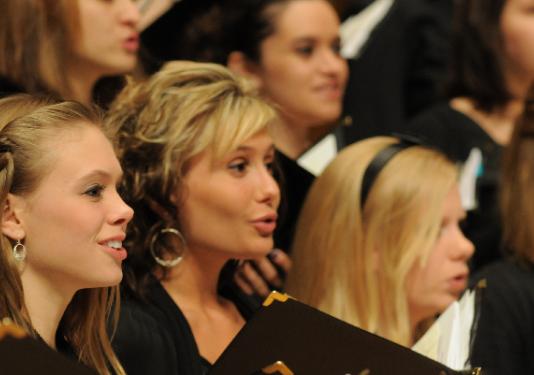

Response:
(107, 60), (276, 295)
(0, 0), (79, 97)
(286, 136), (457, 346)
(0, 95), (124, 375)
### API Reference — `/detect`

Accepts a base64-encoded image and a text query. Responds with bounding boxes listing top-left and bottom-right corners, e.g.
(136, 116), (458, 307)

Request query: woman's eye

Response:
(228, 160), (248, 174)
(331, 42), (342, 56)
(84, 184), (104, 199)
(265, 161), (275, 174)
(296, 45), (314, 57)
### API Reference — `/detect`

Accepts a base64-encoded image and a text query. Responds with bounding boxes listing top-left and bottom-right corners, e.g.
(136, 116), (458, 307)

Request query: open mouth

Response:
(99, 239), (127, 261)
(251, 215), (277, 236)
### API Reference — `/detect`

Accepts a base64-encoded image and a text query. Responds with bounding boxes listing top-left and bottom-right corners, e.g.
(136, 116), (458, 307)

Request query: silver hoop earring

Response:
(13, 240), (26, 262)
(150, 228), (185, 268)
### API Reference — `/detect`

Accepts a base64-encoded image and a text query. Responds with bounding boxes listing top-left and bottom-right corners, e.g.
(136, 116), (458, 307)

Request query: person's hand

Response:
(234, 249), (292, 298)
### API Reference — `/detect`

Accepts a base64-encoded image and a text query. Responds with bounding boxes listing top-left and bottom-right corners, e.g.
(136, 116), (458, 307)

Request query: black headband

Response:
(360, 136), (422, 210)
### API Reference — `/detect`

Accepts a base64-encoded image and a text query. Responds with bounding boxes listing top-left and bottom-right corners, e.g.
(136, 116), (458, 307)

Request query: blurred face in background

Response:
(500, 0), (534, 93)
(71, 0), (140, 77)
(251, 0), (348, 128)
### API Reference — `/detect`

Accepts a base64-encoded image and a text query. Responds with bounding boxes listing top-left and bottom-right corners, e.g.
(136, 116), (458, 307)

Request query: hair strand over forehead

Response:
(107, 60), (276, 296)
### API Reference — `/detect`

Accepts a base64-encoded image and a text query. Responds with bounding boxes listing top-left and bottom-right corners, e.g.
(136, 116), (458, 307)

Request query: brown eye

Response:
(228, 160), (248, 174)
(84, 184), (104, 199)
(296, 45), (314, 56)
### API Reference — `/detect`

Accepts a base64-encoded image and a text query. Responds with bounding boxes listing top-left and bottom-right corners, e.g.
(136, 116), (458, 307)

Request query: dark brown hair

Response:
(446, 0), (508, 112)
(501, 97), (534, 262)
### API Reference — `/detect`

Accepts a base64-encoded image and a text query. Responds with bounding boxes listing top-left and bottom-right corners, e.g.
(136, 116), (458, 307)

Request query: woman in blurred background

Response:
(0, 0), (139, 105)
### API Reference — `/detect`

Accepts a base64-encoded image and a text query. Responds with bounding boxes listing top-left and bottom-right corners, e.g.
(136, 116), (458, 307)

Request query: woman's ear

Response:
(1, 194), (26, 241)
(227, 51), (263, 89)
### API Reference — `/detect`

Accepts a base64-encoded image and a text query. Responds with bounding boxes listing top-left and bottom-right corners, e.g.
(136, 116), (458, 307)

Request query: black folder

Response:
(210, 292), (482, 375)
(0, 320), (97, 375)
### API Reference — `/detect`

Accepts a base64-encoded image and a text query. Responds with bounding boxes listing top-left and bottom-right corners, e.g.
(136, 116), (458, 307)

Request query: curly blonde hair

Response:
(106, 61), (276, 296)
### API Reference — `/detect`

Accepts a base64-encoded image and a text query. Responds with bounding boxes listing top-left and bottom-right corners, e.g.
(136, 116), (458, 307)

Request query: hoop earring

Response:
(13, 240), (26, 262)
(150, 228), (185, 268)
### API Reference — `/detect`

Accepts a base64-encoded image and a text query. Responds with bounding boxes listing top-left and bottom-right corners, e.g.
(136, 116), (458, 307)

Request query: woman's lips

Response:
(251, 213), (278, 236)
(251, 221), (277, 236)
(448, 274), (468, 294)
(102, 245), (127, 262)
(314, 82), (343, 100)
(99, 237), (127, 262)
(123, 35), (139, 53)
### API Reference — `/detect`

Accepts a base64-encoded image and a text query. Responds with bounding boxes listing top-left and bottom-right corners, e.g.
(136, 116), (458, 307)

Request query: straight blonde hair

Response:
(286, 136), (457, 346)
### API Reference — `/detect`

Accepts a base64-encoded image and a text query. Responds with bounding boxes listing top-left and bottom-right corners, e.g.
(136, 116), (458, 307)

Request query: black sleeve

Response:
(112, 298), (180, 375)
(471, 266), (534, 374)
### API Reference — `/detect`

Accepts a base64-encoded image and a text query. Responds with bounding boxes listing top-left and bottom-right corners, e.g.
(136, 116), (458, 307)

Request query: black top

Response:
(407, 103), (503, 272)
(0, 333), (97, 375)
(273, 150), (315, 253)
(113, 282), (208, 375)
(470, 259), (534, 374)
(113, 279), (254, 375)
(339, 0), (453, 146)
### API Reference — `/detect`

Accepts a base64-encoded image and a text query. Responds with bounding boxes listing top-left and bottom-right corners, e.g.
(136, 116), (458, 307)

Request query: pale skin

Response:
(1, 126), (132, 348)
(228, 0), (348, 159)
(229, 0), (345, 298)
(160, 132), (280, 363)
(406, 186), (474, 344)
(65, 0), (140, 104)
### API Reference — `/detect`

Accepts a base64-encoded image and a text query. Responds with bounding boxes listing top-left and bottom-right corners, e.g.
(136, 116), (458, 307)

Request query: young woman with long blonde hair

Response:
(287, 136), (474, 346)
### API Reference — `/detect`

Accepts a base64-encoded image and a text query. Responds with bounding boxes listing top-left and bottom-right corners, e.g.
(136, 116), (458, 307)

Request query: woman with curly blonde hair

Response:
(286, 136), (474, 346)
(0, 94), (133, 374)
(107, 61), (280, 374)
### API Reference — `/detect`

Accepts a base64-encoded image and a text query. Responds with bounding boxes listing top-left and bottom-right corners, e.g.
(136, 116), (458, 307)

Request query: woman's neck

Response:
(21, 270), (74, 349)
(64, 61), (101, 105)
(162, 250), (227, 307)
(160, 248), (245, 363)
(450, 97), (524, 145)
(272, 114), (334, 160)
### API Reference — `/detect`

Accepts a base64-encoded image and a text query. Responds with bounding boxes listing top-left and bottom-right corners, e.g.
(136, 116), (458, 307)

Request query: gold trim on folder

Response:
(262, 291), (291, 307)
(262, 361), (294, 375)
(0, 318), (26, 340)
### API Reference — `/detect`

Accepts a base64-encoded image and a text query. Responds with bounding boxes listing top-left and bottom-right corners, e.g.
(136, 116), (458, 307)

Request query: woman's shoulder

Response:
(473, 258), (534, 284)
(472, 258), (534, 309)
(409, 102), (474, 129)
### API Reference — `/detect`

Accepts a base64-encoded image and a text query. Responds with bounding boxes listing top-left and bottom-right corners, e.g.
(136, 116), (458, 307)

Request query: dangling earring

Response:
(150, 228), (185, 268)
(12, 239), (26, 262)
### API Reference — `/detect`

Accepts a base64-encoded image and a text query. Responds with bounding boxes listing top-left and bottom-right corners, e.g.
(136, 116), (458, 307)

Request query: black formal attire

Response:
(407, 103), (503, 272)
(470, 258), (534, 374)
(113, 278), (253, 375)
(339, 0), (453, 147)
